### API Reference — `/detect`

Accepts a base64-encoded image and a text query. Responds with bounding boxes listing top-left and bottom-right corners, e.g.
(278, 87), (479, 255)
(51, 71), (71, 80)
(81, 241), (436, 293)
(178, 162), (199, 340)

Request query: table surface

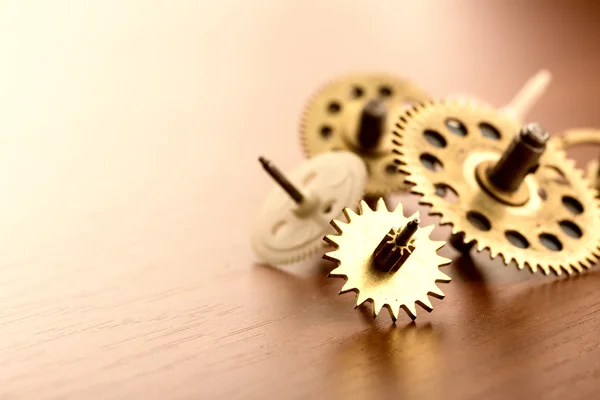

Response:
(1, 1), (600, 399)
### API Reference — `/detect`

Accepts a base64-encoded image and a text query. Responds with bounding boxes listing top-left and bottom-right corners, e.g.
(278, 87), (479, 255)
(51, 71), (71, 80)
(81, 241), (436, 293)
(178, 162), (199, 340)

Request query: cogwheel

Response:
(323, 198), (451, 321)
(300, 73), (430, 196)
(445, 69), (552, 123)
(392, 100), (600, 276)
(252, 151), (367, 265)
(552, 128), (600, 191)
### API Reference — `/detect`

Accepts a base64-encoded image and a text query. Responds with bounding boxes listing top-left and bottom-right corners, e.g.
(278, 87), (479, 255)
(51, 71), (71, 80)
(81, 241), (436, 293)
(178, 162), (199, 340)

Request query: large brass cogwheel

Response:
(392, 100), (600, 275)
(323, 198), (451, 321)
(300, 73), (430, 196)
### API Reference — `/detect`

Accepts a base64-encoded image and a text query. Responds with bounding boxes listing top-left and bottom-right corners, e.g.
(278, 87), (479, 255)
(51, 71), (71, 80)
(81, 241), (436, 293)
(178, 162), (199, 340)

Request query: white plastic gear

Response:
(252, 151), (367, 265)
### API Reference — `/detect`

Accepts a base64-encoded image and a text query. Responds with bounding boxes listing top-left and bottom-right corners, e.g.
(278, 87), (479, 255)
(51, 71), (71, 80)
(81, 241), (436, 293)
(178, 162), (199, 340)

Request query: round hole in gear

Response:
(434, 183), (458, 203)
(322, 200), (336, 214)
(467, 211), (491, 231)
(445, 118), (468, 137)
(271, 220), (288, 236)
(539, 233), (563, 251)
(505, 230), (529, 249)
(479, 122), (501, 140)
(327, 101), (342, 114)
(562, 196), (584, 215)
(420, 153), (443, 172)
(379, 86), (393, 97)
(538, 188), (548, 201)
(351, 86), (364, 98)
(385, 164), (397, 175)
(559, 220), (583, 239)
(423, 130), (447, 148)
(320, 125), (333, 139)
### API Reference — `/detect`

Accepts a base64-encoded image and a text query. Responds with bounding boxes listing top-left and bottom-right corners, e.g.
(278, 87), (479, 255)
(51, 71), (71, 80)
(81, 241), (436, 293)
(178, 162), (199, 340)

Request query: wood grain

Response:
(1, 1), (600, 399)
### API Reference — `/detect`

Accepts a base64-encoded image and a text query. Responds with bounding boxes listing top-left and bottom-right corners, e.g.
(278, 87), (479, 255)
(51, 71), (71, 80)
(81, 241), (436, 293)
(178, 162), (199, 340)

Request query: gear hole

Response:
(378, 86), (393, 97)
(320, 125), (333, 139)
(543, 166), (570, 185)
(467, 211), (491, 231)
(538, 188), (548, 201)
(385, 164), (397, 175)
(424, 130), (447, 148)
(562, 196), (584, 215)
(539, 233), (563, 251)
(400, 98), (416, 112)
(559, 220), (583, 239)
(445, 118), (468, 137)
(351, 86), (364, 98)
(434, 183), (458, 203)
(322, 200), (336, 215)
(420, 153), (443, 172)
(505, 230), (529, 249)
(327, 101), (342, 114)
(479, 122), (501, 140)
(271, 220), (288, 236)
(303, 171), (317, 186)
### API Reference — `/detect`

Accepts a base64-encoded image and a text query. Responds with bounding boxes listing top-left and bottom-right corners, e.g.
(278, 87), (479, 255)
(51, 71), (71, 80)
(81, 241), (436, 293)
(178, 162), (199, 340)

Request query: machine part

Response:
(552, 128), (600, 191)
(252, 151), (367, 265)
(392, 100), (600, 275)
(323, 199), (451, 321)
(300, 73), (430, 196)
(445, 69), (552, 122)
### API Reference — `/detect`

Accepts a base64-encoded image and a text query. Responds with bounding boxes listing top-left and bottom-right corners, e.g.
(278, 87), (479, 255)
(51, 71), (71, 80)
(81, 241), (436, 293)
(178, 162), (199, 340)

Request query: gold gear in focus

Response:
(392, 100), (600, 275)
(323, 198), (451, 321)
(300, 73), (430, 196)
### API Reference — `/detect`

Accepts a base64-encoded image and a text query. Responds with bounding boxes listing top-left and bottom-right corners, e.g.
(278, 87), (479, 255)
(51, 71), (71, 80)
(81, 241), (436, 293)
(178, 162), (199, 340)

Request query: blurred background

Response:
(1, 1), (600, 399)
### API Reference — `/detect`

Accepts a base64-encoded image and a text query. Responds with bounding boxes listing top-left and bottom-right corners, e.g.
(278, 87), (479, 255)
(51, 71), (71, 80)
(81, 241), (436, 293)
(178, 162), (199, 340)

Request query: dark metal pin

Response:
(395, 217), (420, 246)
(488, 123), (549, 193)
(357, 99), (387, 150)
(259, 156), (304, 204)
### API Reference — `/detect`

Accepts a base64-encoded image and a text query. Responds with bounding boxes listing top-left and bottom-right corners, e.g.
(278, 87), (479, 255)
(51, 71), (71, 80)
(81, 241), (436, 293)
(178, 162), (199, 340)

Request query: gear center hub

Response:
(475, 123), (549, 207)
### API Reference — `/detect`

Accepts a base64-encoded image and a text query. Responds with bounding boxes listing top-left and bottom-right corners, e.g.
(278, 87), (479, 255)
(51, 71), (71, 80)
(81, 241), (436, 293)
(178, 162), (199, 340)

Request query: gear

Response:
(552, 128), (600, 191)
(300, 73), (430, 196)
(392, 100), (600, 275)
(445, 69), (552, 122)
(252, 151), (367, 265)
(323, 198), (451, 321)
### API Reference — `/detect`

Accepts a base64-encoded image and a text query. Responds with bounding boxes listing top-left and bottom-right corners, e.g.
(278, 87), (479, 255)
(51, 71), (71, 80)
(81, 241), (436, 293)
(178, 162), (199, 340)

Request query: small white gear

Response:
(252, 151), (367, 265)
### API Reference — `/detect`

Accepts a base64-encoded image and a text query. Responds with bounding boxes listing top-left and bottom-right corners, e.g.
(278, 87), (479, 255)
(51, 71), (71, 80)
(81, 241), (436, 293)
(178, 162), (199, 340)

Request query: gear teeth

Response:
(372, 300), (384, 318)
(401, 303), (418, 320)
(323, 249), (341, 263)
(376, 197), (387, 211)
(383, 304), (399, 322)
(428, 285), (445, 300)
(393, 201), (404, 215)
(343, 208), (358, 221)
(329, 219), (347, 235)
(327, 266), (344, 277)
(435, 269), (452, 282)
(339, 280), (357, 295)
(355, 291), (369, 308)
(358, 200), (371, 214)
(416, 297), (433, 312)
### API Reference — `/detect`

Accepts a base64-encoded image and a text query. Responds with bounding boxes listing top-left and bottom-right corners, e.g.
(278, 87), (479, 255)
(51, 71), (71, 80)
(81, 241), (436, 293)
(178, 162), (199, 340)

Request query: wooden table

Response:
(1, 1), (599, 399)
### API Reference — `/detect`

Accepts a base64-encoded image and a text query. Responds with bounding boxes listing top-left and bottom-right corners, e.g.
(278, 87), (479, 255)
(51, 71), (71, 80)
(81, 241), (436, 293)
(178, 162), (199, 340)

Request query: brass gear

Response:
(392, 100), (600, 275)
(300, 73), (430, 196)
(323, 198), (451, 321)
(552, 128), (600, 190)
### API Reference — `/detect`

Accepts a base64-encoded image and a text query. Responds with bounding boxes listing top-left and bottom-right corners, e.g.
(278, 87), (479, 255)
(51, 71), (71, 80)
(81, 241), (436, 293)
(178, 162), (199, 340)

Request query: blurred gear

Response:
(323, 198), (451, 321)
(392, 100), (600, 275)
(300, 73), (429, 196)
(553, 128), (600, 191)
(252, 151), (367, 265)
(445, 69), (551, 122)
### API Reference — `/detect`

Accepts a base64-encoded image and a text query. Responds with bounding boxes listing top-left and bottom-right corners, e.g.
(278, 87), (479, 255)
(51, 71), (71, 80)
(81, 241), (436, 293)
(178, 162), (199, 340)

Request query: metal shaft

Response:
(395, 218), (420, 246)
(258, 156), (304, 204)
(488, 123), (549, 193)
(357, 99), (387, 150)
